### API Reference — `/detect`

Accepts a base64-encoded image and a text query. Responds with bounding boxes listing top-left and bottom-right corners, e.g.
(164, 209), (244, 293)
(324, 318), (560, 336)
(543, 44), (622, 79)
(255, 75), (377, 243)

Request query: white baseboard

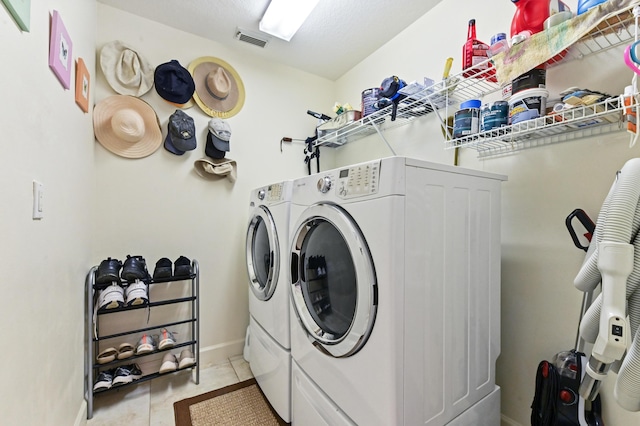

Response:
(500, 413), (523, 426)
(198, 339), (245, 367)
(75, 400), (87, 426)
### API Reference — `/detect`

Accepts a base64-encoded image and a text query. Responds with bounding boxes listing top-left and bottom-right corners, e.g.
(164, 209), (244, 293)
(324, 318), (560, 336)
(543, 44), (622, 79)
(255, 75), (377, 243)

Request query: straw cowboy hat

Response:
(188, 56), (245, 118)
(100, 41), (154, 97)
(93, 95), (163, 158)
(194, 157), (237, 182)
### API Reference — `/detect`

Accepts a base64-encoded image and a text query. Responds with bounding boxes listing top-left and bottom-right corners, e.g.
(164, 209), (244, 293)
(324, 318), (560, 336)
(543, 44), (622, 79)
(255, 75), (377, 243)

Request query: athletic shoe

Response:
(159, 353), (178, 374)
(93, 369), (115, 391)
(173, 256), (191, 278)
(136, 334), (157, 355)
(112, 363), (143, 386)
(178, 349), (196, 369)
(122, 255), (149, 281)
(125, 280), (148, 306)
(95, 257), (122, 287)
(153, 258), (172, 279)
(97, 283), (125, 312)
(158, 328), (177, 350)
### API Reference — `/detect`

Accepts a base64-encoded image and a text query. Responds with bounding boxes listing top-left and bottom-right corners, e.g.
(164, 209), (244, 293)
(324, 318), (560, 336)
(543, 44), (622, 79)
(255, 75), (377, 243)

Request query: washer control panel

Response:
(335, 160), (380, 199)
(264, 183), (284, 202)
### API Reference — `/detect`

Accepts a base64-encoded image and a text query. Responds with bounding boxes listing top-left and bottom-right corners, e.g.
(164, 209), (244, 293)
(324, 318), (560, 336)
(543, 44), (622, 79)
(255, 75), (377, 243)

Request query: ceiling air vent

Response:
(235, 29), (269, 48)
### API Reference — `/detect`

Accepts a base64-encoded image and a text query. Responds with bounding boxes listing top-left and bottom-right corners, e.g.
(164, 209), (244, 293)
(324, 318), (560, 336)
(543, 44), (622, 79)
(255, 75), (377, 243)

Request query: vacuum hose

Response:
(574, 158), (640, 411)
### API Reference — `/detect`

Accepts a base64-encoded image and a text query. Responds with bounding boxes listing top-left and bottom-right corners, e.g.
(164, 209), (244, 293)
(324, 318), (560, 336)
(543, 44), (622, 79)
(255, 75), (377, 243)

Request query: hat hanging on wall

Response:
(188, 56), (245, 118)
(205, 118), (231, 159)
(164, 109), (197, 156)
(194, 157), (237, 182)
(93, 95), (162, 158)
(100, 40), (154, 97)
(154, 60), (195, 109)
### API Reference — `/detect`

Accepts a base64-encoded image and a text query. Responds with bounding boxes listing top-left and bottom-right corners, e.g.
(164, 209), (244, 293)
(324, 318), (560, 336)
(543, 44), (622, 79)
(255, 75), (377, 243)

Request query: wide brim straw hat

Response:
(93, 95), (163, 159)
(188, 56), (245, 118)
(100, 40), (154, 97)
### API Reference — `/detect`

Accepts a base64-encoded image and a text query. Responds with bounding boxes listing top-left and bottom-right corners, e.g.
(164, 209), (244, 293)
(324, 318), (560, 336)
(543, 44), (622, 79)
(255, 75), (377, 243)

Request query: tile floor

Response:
(87, 355), (253, 426)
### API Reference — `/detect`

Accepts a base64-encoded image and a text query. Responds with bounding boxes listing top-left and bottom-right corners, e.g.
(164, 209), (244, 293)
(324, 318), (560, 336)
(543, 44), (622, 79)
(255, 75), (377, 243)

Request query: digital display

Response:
(339, 169), (349, 178)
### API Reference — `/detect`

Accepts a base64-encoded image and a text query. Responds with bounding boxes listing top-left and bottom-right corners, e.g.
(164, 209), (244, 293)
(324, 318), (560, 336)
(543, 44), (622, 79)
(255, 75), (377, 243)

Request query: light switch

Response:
(32, 180), (43, 220)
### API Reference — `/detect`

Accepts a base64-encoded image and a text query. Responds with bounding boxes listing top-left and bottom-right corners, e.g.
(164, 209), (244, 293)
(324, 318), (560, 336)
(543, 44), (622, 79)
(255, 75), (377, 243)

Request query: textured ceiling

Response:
(98, 0), (444, 80)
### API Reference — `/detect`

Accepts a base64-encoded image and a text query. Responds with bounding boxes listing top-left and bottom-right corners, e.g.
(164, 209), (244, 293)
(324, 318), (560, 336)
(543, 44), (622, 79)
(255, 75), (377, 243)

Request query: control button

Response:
(559, 389), (574, 404)
(317, 176), (332, 193)
(258, 189), (266, 200)
(612, 324), (623, 337)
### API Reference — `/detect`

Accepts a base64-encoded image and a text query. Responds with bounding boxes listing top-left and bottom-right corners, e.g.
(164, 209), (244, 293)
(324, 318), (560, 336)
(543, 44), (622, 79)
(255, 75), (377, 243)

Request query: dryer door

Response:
(246, 205), (280, 301)
(290, 203), (377, 358)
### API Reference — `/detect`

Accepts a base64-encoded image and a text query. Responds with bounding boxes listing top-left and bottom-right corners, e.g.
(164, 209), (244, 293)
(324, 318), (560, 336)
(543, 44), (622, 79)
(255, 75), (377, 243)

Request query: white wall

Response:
(94, 4), (335, 369)
(0, 0), (96, 424)
(333, 1), (640, 425)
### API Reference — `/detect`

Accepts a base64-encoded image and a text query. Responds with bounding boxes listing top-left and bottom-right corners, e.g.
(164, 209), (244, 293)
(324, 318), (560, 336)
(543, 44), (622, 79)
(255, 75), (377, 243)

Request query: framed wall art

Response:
(48, 10), (73, 89)
(1, 0), (30, 31)
(75, 58), (90, 113)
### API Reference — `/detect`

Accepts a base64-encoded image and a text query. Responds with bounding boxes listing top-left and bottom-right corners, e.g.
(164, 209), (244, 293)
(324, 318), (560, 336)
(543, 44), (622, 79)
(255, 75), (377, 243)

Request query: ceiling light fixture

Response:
(259, 0), (320, 42)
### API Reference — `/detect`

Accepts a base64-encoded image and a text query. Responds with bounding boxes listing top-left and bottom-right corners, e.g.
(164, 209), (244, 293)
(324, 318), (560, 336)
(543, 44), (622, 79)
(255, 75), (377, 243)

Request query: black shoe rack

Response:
(84, 259), (200, 419)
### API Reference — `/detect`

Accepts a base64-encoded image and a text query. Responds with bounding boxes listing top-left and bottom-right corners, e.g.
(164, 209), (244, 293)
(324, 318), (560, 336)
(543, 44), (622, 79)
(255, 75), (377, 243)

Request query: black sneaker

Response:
(112, 363), (143, 386)
(93, 369), (115, 391)
(121, 255), (148, 281)
(174, 256), (192, 278)
(96, 258), (122, 287)
(153, 258), (173, 280)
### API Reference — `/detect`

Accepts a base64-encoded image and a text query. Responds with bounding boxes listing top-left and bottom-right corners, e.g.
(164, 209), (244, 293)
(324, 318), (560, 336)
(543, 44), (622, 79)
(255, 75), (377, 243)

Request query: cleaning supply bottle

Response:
(510, 0), (550, 37)
(462, 19), (491, 79)
(577, 0), (607, 15)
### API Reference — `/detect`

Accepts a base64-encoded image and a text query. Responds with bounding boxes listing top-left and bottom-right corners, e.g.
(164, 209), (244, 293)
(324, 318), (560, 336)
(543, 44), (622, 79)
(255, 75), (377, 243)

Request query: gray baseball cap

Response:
(164, 110), (196, 155)
(207, 118), (231, 152)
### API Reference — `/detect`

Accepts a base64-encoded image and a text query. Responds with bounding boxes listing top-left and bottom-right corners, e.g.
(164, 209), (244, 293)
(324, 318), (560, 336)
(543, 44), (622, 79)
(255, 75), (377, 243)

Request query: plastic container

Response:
(510, 0), (550, 37)
(481, 101), (510, 131)
(511, 68), (546, 95)
(488, 33), (510, 57)
(462, 19), (491, 79)
(361, 88), (380, 117)
(453, 99), (481, 138)
(508, 88), (549, 124)
(577, 0), (607, 15)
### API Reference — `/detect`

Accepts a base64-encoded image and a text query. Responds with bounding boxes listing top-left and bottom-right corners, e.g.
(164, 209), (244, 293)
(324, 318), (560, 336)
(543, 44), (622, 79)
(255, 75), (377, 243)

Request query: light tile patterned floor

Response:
(87, 355), (253, 426)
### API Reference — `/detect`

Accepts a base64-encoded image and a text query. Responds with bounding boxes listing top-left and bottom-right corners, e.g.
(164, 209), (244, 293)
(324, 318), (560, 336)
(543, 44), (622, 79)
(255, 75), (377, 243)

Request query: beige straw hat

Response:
(100, 41), (154, 97)
(93, 95), (162, 159)
(188, 56), (245, 118)
(194, 157), (237, 182)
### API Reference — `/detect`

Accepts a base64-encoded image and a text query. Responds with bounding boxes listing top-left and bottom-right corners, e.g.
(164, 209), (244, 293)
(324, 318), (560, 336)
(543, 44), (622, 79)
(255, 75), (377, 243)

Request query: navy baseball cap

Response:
(164, 110), (197, 155)
(154, 60), (195, 105)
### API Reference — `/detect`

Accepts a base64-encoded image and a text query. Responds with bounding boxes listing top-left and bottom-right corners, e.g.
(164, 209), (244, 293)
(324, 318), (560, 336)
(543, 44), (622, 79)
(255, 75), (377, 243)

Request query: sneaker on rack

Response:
(158, 328), (177, 350)
(97, 283), (125, 312)
(173, 256), (192, 278)
(159, 353), (178, 374)
(178, 349), (196, 369)
(95, 257), (123, 287)
(93, 369), (115, 391)
(121, 255), (149, 282)
(153, 257), (173, 280)
(112, 363), (143, 386)
(136, 334), (157, 355)
(125, 280), (148, 306)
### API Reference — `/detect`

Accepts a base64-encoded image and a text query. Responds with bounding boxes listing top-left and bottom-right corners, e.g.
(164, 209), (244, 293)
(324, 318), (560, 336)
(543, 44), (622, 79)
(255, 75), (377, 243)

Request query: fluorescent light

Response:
(259, 0), (320, 41)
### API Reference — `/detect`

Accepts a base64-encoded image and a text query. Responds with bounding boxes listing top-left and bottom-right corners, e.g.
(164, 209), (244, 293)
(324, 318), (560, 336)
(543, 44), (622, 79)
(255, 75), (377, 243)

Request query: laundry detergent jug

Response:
(511, 0), (550, 37)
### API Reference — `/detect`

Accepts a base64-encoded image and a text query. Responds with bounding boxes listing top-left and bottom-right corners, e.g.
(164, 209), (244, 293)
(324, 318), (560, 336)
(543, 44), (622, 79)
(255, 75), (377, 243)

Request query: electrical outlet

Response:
(32, 180), (43, 220)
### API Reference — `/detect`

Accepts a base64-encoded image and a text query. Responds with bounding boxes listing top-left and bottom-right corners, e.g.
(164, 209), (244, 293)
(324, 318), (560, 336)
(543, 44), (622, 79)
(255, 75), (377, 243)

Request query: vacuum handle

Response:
(566, 208), (595, 252)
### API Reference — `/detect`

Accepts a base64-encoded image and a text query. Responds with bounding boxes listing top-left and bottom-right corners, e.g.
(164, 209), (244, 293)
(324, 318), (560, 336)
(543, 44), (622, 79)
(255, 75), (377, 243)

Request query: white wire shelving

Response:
(314, 5), (638, 157)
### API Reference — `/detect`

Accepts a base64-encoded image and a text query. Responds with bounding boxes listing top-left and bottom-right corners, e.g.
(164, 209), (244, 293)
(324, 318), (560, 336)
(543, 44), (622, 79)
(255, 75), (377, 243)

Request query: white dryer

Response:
(246, 181), (293, 422)
(288, 157), (506, 426)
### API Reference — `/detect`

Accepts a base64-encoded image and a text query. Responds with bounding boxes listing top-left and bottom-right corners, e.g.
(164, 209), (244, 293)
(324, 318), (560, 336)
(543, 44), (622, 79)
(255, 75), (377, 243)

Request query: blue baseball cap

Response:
(164, 110), (196, 155)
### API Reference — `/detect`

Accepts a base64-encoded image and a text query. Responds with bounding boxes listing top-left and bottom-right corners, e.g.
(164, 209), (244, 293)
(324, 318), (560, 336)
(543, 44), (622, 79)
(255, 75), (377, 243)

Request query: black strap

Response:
(531, 360), (558, 426)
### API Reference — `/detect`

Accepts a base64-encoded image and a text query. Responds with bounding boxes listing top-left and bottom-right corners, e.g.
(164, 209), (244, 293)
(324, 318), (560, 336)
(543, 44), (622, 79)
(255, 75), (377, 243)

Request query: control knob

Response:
(258, 189), (266, 200)
(317, 176), (332, 193)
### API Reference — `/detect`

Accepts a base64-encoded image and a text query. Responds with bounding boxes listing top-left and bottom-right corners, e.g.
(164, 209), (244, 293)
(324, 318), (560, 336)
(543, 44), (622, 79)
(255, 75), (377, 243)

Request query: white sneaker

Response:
(97, 283), (124, 311)
(159, 353), (178, 374)
(178, 349), (195, 369)
(125, 280), (148, 306)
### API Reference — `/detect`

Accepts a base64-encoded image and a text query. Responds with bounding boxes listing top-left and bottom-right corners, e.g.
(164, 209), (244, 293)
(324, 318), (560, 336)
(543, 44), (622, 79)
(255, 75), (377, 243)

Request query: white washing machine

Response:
(288, 157), (507, 425)
(246, 181), (293, 422)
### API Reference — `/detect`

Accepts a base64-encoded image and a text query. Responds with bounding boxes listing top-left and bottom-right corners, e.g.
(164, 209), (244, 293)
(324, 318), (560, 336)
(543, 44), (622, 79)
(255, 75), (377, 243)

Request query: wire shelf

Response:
(445, 96), (625, 157)
(313, 4), (637, 155)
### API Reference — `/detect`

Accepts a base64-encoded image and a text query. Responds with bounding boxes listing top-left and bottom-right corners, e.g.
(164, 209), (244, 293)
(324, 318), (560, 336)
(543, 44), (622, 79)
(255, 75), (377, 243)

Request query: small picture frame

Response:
(75, 58), (90, 113)
(1, 0), (31, 31)
(48, 10), (73, 89)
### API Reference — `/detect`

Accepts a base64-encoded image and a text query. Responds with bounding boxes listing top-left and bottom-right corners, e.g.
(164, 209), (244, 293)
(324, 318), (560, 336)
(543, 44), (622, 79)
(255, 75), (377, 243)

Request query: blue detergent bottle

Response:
(577, 0), (607, 15)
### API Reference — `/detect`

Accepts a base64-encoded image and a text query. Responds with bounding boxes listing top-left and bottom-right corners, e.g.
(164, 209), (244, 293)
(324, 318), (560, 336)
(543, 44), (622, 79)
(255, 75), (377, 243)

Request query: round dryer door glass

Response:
(246, 206), (280, 301)
(291, 204), (377, 358)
